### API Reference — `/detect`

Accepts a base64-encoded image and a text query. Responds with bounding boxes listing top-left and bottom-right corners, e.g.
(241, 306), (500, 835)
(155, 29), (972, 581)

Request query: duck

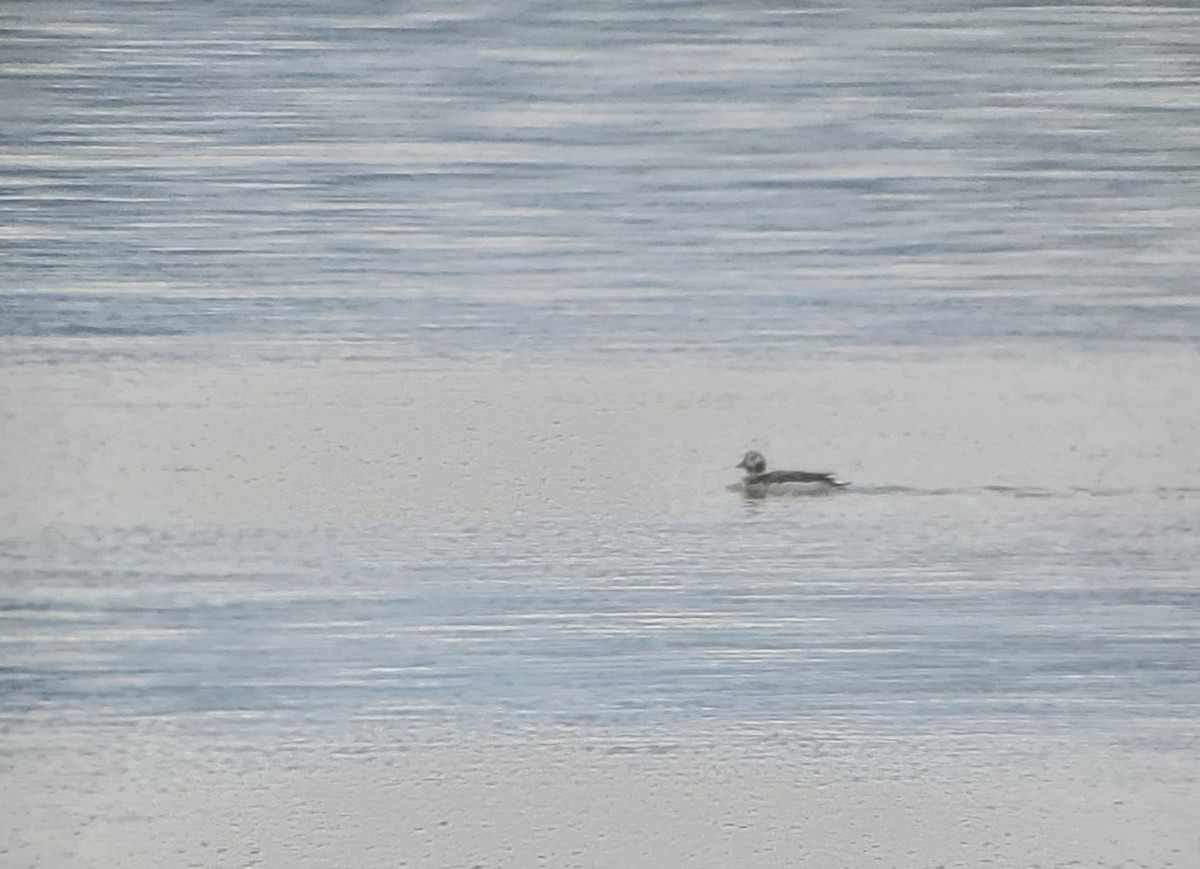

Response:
(734, 450), (849, 497)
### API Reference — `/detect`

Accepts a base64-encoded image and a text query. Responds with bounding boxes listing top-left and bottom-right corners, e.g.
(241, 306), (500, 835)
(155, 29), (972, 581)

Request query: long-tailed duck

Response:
(734, 450), (849, 497)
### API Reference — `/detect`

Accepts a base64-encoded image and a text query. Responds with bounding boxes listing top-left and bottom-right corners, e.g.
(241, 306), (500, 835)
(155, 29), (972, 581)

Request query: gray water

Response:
(4, 1), (1199, 361)
(5, 495), (1199, 769)
(3, 0), (1200, 779)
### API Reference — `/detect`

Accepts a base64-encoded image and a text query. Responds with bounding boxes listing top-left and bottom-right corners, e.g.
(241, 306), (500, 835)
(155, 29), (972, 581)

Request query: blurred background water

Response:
(3, 0), (1198, 361)
(2, 0), (1199, 778)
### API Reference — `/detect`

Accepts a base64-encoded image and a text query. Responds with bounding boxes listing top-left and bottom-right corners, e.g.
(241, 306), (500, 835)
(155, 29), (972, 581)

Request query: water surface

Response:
(2, 3), (1199, 864)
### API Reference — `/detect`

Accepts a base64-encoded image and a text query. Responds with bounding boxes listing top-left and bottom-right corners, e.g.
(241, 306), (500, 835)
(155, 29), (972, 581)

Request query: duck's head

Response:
(736, 450), (767, 474)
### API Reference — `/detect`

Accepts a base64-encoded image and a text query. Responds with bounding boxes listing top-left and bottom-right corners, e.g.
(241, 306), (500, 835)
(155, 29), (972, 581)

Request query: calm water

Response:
(3, 1), (1199, 361)
(2, 0), (1200, 777)
(5, 493), (1199, 769)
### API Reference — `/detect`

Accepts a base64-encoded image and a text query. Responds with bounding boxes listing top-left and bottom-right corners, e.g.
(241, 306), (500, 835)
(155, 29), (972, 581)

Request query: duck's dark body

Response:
(745, 469), (846, 486)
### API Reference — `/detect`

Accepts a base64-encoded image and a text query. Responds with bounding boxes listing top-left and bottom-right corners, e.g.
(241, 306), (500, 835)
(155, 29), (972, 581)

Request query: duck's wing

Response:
(751, 470), (843, 485)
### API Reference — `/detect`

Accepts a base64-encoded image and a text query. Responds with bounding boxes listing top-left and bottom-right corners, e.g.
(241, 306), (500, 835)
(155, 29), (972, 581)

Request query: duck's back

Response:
(750, 470), (845, 486)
